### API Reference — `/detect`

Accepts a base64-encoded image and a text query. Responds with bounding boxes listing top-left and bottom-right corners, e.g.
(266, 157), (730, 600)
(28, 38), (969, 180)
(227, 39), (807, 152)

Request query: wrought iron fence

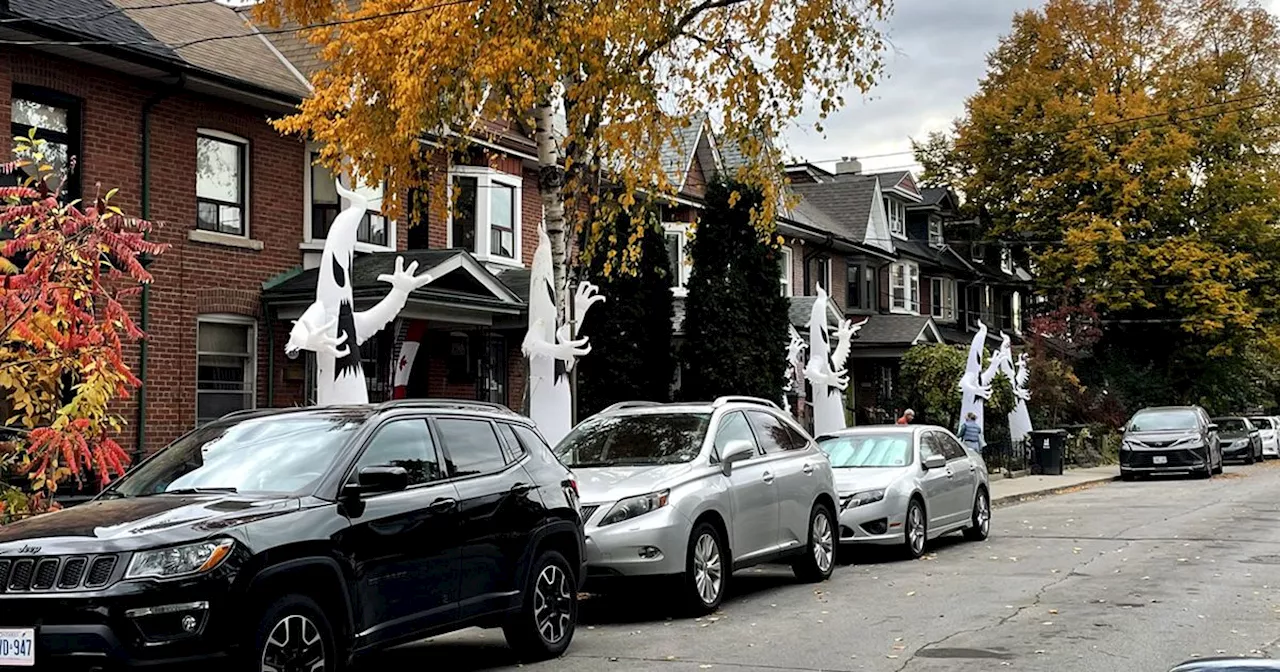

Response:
(982, 436), (1031, 474)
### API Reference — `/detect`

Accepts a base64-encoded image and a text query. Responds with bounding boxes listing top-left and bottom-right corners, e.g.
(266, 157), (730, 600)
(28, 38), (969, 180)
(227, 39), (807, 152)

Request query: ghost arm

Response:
(805, 359), (849, 390)
(284, 301), (349, 359)
(353, 257), (435, 345)
(523, 320), (591, 367)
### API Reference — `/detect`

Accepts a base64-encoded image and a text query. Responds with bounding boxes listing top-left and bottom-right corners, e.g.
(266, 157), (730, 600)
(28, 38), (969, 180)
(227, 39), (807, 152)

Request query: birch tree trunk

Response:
(534, 101), (569, 323)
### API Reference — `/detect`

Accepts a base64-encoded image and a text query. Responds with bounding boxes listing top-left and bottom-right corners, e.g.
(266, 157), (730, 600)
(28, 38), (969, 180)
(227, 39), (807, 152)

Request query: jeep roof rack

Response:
(599, 401), (664, 414)
(712, 396), (781, 410)
(378, 399), (520, 415)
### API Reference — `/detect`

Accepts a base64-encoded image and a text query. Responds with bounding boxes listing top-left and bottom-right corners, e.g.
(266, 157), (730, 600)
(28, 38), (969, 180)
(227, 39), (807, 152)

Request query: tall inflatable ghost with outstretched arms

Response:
(522, 225), (604, 447)
(284, 179), (435, 405)
(1005, 345), (1034, 443)
(783, 325), (807, 411)
(804, 285), (859, 436)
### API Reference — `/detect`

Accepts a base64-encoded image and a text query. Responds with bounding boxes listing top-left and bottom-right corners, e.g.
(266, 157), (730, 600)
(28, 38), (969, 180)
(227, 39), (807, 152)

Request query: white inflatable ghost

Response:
(284, 179), (434, 405)
(1005, 347), (1034, 444)
(783, 325), (807, 411)
(522, 225), (604, 447)
(803, 285), (859, 436)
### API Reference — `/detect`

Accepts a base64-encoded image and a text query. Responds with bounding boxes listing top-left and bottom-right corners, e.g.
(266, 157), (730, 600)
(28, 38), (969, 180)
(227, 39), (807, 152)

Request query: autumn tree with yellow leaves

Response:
(918, 0), (1280, 412)
(0, 138), (166, 521)
(255, 0), (891, 312)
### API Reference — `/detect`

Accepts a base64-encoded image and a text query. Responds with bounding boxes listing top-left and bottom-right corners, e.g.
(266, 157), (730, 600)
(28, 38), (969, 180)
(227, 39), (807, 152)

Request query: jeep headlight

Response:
(599, 490), (669, 526)
(125, 539), (234, 580)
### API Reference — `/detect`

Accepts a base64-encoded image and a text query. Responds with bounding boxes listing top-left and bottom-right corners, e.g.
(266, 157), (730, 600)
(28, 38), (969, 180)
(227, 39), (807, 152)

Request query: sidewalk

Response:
(989, 465), (1119, 507)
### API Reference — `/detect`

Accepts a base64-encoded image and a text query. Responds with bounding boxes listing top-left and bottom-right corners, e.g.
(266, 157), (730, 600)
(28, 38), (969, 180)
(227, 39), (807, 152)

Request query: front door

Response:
(337, 418), (461, 648)
(714, 411), (779, 563)
(433, 416), (543, 620)
(476, 334), (507, 404)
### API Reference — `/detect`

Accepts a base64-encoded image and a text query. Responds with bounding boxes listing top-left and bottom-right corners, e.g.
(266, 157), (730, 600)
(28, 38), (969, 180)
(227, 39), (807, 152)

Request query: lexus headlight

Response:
(841, 489), (886, 509)
(599, 490), (669, 526)
(1120, 440), (1134, 451)
(125, 539), (234, 581)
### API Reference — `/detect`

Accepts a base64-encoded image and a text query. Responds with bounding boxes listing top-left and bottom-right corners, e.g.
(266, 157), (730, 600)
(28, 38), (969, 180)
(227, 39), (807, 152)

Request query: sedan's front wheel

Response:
(902, 499), (927, 560)
(683, 523), (727, 615)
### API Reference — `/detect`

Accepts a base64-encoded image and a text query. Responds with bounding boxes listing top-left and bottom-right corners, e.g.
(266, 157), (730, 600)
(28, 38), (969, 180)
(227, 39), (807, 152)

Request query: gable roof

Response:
(791, 175), (878, 244)
(917, 186), (958, 210)
(850, 314), (944, 346)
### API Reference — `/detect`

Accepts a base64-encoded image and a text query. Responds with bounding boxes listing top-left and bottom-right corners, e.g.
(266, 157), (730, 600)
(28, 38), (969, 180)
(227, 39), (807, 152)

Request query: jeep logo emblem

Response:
(17, 545), (40, 555)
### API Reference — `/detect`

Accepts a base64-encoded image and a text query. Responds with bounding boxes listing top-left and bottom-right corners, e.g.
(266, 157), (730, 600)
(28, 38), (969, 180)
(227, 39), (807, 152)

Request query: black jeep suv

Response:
(0, 400), (585, 671)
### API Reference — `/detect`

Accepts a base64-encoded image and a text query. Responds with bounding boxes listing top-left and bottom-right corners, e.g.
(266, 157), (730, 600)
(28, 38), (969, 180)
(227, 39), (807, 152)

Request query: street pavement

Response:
(369, 461), (1280, 672)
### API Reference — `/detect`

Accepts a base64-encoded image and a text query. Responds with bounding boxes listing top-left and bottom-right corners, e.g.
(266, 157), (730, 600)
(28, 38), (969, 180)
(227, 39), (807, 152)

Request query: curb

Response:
(990, 474), (1120, 508)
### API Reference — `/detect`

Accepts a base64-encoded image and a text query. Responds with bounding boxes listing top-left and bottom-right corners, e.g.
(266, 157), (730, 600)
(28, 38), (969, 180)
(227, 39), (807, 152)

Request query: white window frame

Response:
(664, 222), (692, 296)
(301, 144), (396, 253)
(928, 217), (944, 247)
(890, 261), (920, 314)
(195, 314), (257, 427)
(195, 128), (250, 239)
(446, 165), (524, 266)
(779, 246), (792, 297)
(930, 277), (957, 322)
(1000, 247), (1013, 274)
(885, 197), (906, 238)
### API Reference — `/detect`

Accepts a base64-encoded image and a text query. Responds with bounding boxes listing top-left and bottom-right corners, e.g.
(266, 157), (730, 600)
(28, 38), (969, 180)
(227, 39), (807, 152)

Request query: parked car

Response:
(814, 425), (990, 560)
(1248, 416), (1280, 460)
(1213, 416), (1263, 464)
(1120, 406), (1223, 480)
(556, 396), (838, 614)
(0, 400), (585, 670)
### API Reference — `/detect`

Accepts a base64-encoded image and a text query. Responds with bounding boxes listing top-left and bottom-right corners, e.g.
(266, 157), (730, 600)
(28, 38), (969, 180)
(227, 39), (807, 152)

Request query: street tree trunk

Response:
(534, 100), (569, 323)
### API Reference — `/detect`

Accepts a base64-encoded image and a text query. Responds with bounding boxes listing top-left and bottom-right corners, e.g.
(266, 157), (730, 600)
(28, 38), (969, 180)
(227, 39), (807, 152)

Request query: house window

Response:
(308, 152), (389, 247)
(928, 217), (944, 247)
(885, 198), (906, 237)
(808, 256), (831, 294)
(10, 86), (81, 201)
(447, 167), (523, 263)
(665, 223), (691, 293)
(196, 131), (248, 236)
(1001, 292), (1014, 330)
(1000, 247), (1013, 274)
(847, 264), (861, 309)
(779, 247), (792, 297)
(971, 243), (986, 263)
(196, 317), (255, 425)
(930, 277), (957, 321)
(890, 262), (919, 314)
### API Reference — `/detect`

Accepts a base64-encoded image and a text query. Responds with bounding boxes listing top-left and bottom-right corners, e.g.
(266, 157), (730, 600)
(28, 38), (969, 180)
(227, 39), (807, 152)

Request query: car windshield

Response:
(1213, 418), (1249, 432)
(105, 414), (363, 498)
(817, 433), (912, 468)
(1250, 418), (1273, 429)
(1127, 410), (1198, 432)
(555, 413), (711, 467)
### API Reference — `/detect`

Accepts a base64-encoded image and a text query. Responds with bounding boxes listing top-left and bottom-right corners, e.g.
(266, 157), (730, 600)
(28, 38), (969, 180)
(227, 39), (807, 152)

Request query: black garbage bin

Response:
(1028, 429), (1068, 475)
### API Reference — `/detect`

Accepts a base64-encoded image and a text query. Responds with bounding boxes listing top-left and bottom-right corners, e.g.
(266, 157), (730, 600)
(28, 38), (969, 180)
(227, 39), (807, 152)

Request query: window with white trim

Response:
(308, 152), (389, 247)
(890, 261), (919, 314)
(930, 277), (957, 322)
(928, 217), (944, 247)
(665, 223), (691, 293)
(196, 317), (255, 426)
(196, 131), (248, 236)
(779, 247), (792, 297)
(448, 167), (523, 263)
(885, 198), (906, 238)
(1000, 247), (1013, 274)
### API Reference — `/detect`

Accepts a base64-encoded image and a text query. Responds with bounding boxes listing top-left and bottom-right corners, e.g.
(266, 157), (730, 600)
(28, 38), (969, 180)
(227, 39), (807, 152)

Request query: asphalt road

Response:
(369, 461), (1280, 672)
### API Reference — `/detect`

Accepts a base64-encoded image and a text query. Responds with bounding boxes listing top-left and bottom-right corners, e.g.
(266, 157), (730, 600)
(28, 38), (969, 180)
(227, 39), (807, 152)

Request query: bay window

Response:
(890, 261), (919, 314)
(930, 277), (957, 321)
(928, 217), (944, 247)
(448, 167), (523, 264)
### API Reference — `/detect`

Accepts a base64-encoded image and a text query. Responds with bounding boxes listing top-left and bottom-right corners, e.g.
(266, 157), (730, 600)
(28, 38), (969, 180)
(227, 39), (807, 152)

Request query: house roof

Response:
(11, 0), (177, 60)
(241, 9), (326, 79)
(850, 314), (943, 346)
(112, 0), (311, 99)
(895, 239), (973, 275)
(791, 175), (879, 243)
(788, 295), (844, 329)
(917, 187), (955, 209)
(870, 170), (922, 202)
(261, 249), (524, 312)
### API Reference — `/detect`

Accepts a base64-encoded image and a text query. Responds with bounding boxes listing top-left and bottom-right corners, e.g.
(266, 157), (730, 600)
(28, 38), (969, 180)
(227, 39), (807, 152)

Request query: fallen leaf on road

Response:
(893, 645), (906, 651)
(1043, 621), (1054, 626)
(1049, 609), (1058, 614)
(1178, 558), (1188, 563)
(699, 665), (713, 669)
(907, 591), (917, 596)
(1035, 650), (1046, 654)
(887, 655), (899, 659)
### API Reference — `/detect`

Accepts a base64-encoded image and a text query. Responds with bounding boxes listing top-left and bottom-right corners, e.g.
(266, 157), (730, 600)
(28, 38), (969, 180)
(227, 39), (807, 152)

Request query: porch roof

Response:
(261, 249), (525, 318)
(849, 314), (944, 347)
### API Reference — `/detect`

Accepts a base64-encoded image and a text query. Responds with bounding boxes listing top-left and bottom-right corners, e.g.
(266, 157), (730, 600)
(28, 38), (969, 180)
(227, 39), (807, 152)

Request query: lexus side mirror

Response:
(1207, 424), (1218, 432)
(922, 454), (947, 471)
(721, 440), (756, 475)
(349, 465), (409, 497)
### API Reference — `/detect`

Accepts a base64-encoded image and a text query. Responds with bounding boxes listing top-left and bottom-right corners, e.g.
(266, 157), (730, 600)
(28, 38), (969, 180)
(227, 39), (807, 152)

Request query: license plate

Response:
(0, 629), (34, 667)
(1152, 455), (1168, 465)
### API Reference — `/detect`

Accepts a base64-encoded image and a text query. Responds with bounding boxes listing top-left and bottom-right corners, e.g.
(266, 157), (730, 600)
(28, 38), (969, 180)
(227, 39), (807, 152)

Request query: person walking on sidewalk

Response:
(958, 412), (982, 451)
(897, 409), (914, 425)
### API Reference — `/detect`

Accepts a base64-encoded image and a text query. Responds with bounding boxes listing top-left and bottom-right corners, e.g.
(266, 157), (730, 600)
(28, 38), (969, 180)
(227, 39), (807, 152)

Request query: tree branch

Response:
(636, 0), (753, 65)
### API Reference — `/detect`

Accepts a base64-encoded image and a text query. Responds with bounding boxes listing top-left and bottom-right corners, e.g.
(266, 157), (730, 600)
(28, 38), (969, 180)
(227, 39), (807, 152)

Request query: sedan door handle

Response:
(944, 470), (954, 479)
(511, 482), (535, 494)
(429, 497), (458, 513)
(762, 471), (775, 484)
(802, 463), (814, 475)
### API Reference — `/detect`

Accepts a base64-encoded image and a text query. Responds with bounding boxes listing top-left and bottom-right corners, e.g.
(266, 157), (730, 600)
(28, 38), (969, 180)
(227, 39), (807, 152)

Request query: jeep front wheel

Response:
(253, 593), (338, 672)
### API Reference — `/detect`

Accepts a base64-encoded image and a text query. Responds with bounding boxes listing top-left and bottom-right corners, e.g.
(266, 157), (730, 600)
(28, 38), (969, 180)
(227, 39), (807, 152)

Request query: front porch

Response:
(260, 249), (531, 410)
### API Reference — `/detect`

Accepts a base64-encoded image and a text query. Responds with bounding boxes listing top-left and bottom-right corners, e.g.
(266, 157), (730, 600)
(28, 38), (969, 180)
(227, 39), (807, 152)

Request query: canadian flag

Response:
(393, 320), (428, 398)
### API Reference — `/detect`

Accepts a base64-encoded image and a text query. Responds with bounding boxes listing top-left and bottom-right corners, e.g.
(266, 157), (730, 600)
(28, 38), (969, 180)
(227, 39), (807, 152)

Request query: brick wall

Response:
(2, 48), (308, 455)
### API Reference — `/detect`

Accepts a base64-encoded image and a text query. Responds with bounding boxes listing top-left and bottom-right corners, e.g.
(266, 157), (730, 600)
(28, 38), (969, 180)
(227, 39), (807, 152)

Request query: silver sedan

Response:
(815, 425), (991, 559)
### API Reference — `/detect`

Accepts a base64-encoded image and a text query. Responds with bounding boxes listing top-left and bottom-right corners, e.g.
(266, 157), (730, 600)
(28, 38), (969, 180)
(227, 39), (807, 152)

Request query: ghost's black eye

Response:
(331, 255), (346, 288)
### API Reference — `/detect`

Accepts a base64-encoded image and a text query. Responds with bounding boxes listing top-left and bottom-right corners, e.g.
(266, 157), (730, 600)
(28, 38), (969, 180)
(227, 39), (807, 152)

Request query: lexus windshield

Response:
(817, 433), (912, 468)
(103, 413), (363, 498)
(555, 413), (711, 466)
(1127, 410), (1198, 432)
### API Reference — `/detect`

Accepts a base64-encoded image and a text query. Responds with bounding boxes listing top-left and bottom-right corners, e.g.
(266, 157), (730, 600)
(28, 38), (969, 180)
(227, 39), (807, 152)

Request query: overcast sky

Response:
(782, 0), (1280, 174)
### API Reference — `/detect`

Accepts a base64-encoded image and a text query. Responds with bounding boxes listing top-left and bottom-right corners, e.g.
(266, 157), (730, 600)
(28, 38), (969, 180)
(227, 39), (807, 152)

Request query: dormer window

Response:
(884, 198), (906, 238)
(1000, 247), (1013, 274)
(928, 218), (944, 247)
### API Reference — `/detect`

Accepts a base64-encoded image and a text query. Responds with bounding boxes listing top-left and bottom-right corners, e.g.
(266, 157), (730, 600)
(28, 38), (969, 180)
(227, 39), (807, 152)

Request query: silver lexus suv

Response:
(555, 397), (838, 614)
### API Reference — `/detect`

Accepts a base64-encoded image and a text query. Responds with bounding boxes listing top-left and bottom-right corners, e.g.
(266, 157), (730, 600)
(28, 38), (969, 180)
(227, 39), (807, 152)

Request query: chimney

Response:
(835, 156), (862, 175)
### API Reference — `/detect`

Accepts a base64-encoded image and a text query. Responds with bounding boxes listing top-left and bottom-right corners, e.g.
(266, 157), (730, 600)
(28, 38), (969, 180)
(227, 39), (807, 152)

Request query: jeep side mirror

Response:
(346, 465), (410, 497)
(721, 440), (756, 475)
(922, 454), (947, 471)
